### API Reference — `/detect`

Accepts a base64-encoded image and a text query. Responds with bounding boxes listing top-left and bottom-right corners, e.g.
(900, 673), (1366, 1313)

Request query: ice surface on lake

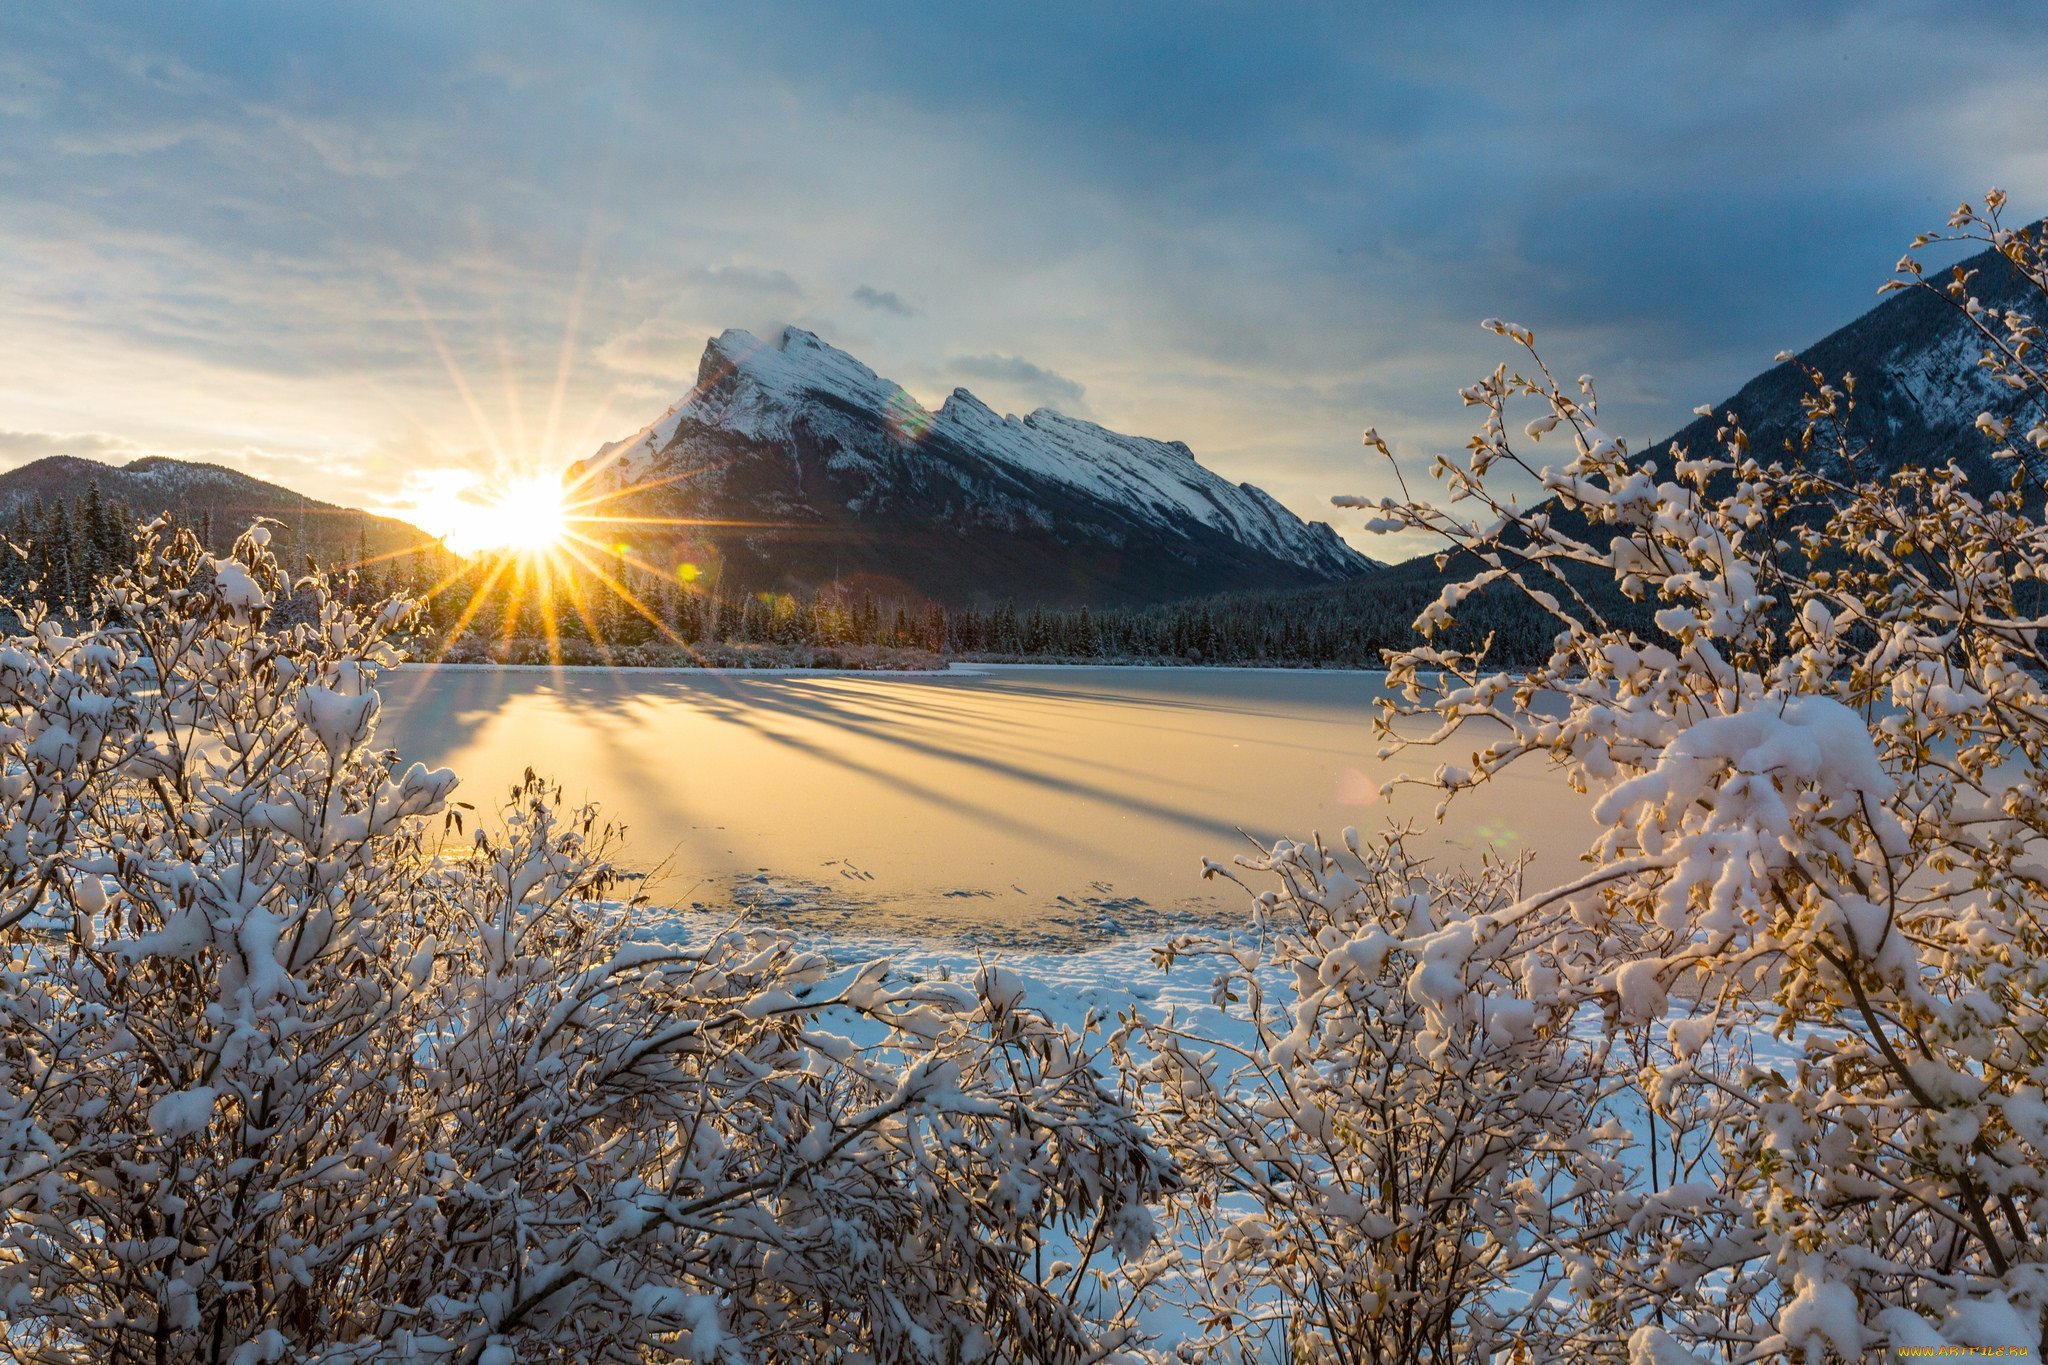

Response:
(378, 664), (1595, 941)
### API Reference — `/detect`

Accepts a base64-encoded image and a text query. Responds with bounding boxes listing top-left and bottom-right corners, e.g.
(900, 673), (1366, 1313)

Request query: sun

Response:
(412, 470), (572, 556)
(479, 472), (571, 553)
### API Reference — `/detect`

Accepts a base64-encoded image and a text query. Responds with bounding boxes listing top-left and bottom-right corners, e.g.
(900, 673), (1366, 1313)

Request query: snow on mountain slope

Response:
(1650, 234), (2046, 482)
(583, 327), (1372, 606)
(601, 329), (912, 458)
(928, 387), (1350, 572)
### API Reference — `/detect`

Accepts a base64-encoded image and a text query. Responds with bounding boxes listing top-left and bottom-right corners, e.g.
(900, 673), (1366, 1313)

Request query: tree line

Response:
(4, 485), (1610, 667)
(333, 545), (1601, 666)
(0, 484), (145, 618)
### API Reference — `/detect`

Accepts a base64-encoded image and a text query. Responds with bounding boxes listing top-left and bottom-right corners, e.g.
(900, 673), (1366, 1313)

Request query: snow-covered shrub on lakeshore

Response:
(1267, 193), (2048, 1360)
(1117, 835), (1627, 1362)
(0, 521), (1170, 1361)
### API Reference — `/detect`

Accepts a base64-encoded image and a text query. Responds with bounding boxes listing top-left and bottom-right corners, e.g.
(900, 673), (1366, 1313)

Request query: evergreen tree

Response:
(42, 501), (75, 613)
(77, 482), (110, 596)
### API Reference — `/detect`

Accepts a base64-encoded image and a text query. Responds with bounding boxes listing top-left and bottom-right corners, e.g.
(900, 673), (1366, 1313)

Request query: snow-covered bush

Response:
(1328, 193), (2048, 1359)
(0, 522), (1170, 1361)
(1120, 835), (1624, 1362)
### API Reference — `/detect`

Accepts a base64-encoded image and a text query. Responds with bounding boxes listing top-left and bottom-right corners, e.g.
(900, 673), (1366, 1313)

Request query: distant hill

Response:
(0, 455), (438, 565)
(575, 327), (1376, 609)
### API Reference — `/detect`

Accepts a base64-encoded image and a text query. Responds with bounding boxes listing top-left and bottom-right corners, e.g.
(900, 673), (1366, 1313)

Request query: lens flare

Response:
(885, 388), (932, 444)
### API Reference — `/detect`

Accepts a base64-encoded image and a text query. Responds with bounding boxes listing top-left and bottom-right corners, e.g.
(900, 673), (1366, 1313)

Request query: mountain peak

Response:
(1651, 232), (2046, 485)
(700, 324), (864, 367)
(586, 327), (1375, 605)
(694, 325), (900, 416)
(707, 325), (763, 353)
(696, 328), (760, 386)
(936, 387), (999, 423)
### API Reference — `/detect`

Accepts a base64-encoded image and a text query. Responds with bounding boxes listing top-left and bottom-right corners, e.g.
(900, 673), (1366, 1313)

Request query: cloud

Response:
(950, 354), (1089, 414)
(0, 429), (143, 467)
(0, 51), (60, 119)
(852, 285), (917, 316)
(1, 2), (2046, 547)
(594, 267), (808, 377)
(698, 265), (802, 297)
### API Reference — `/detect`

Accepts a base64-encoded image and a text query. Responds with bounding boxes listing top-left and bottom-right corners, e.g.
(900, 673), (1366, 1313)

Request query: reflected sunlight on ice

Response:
(378, 663), (1595, 941)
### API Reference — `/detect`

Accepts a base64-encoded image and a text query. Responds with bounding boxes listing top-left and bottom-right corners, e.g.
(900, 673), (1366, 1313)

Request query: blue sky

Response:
(2, 2), (2045, 542)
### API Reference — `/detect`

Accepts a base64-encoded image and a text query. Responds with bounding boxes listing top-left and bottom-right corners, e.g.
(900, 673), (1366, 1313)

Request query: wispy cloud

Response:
(950, 354), (1088, 414)
(595, 267), (809, 378)
(852, 285), (917, 317)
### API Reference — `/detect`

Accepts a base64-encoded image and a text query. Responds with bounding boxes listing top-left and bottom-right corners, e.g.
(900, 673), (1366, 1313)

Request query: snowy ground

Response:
(642, 901), (1259, 1351)
(637, 882), (1825, 1359)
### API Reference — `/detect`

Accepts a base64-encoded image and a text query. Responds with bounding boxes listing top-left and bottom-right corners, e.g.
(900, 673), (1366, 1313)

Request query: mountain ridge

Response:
(1648, 235), (2044, 479)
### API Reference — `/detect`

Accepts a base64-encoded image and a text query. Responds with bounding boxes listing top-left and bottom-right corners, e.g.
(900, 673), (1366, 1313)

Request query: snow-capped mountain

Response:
(579, 328), (1373, 607)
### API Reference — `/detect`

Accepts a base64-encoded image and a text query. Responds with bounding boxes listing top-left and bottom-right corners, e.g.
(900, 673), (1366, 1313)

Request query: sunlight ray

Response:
(331, 542), (441, 575)
(540, 211), (603, 466)
(396, 277), (508, 466)
(426, 554), (518, 661)
(568, 464), (716, 503)
(492, 300), (530, 469)
(568, 514), (804, 531)
(552, 538), (699, 654)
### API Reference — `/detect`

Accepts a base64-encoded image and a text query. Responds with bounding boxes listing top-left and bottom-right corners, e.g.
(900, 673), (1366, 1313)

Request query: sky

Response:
(3, 1), (2046, 548)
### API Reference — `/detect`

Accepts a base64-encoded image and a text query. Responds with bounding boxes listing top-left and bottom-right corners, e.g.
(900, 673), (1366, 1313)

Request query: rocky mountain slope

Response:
(1650, 236), (2044, 479)
(577, 328), (1373, 608)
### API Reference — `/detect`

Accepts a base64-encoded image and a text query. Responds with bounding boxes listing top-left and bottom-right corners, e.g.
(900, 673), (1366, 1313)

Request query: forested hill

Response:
(0, 455), (435, 565)
(0, 456), (445, 628)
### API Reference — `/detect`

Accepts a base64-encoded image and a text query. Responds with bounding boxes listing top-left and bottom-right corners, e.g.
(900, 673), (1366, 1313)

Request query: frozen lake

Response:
(376, 664), (1595, 942)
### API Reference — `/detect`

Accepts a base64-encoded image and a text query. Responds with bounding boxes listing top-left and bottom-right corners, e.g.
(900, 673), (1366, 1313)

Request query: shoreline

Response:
(395, 659), (1399, 678)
